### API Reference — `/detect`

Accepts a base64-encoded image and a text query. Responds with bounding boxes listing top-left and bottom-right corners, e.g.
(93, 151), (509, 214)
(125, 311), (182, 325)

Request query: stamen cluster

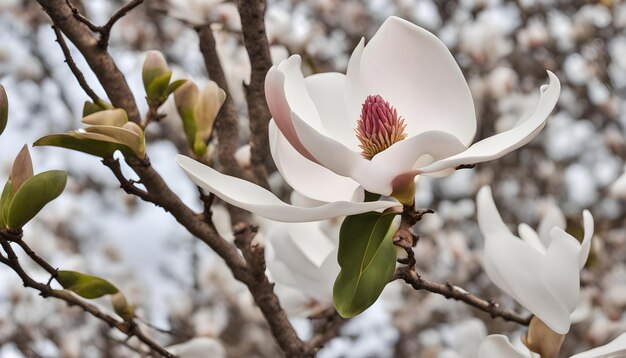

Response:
(356, 95), (407, 160)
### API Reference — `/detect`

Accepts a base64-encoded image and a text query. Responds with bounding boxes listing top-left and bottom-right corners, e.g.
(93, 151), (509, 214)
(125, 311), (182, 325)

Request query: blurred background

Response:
(0, 0), (625, 356)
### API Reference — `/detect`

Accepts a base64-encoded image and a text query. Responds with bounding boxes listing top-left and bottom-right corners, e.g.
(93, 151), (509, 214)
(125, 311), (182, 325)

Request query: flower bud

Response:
(522, 316), (565, 358)
(142, 51), (169, 94)
(0, 85), (8, 136)
(82, 109), (128, 127)
(196, 81), (225, 141)
(111, 292), (135, 322)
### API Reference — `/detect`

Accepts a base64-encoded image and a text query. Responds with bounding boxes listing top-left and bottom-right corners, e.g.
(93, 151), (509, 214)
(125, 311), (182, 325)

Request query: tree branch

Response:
(234, 224), (313, 357)
(65, 0), (144, 48)
(39, 0), (141, 123)
(0, 230), (174, 357)
(38, 3), (312, 355)
(394, 266), (532, 326)
(52, 25), (102, 105)
(197, 25), (254, 224)
(237, 0), (273, 189)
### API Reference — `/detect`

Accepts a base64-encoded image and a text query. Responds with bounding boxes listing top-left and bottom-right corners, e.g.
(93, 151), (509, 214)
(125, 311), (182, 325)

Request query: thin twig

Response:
(52, 25), (101, 104)
(101, 158), (154, 203)
(394, 266), (532, 326)
(0, 231), (175, 357)
(65, 0), (144, 48)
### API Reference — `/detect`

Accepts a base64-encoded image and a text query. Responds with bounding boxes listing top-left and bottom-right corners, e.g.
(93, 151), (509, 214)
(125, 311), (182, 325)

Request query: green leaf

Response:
(147, 71), (172, 103)
(0, 180), (12, 228)
(56, 270), (119, 299)
(333, 211), (399, 318)
(0, 85), (7, 136)
(167, 79), (188, 96)
(7, 170), (67, 228)
(34, 132), (135, 158)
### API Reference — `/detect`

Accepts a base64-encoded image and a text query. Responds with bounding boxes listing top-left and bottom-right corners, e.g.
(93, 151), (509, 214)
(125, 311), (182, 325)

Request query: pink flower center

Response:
(356, 95), (407, 160)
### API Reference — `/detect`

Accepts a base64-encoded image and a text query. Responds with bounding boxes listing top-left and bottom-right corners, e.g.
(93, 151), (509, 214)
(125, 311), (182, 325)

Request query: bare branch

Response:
(392, 204), (531, 326)
(0, 230), (174, 357)
(394, 266), (532, 326)
(237, 0), (273, 188)
(197, 25), (254, 224)
(233, 224), (313, 357)
(38, 0), (142, 123)
(65, 0), (145, 48)
(52, 25), (102, 105)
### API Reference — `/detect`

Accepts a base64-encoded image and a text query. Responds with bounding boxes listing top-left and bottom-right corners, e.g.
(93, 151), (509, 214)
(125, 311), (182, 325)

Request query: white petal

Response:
(367, 130), (466, 193)
(570, 332), (626, 358)
(518, 224), (547, 255)
(290, 108), (466, 195)
(419, 71), (560, 174)
(269, 120), (361, 203)
(268, 223), (338, 300)
(477, 186), (571, 334)
(543, 227), (582, 316)
(304, 72), (358, 149)
(478, 335), (528, 358)
(578, 210), (594, 269)
(344, 16), (476, 146)
(537, 204), (566, 248)
(176, 155), (399, 222)
(287, 222), (335, 268)
(289, 190), (326, 208)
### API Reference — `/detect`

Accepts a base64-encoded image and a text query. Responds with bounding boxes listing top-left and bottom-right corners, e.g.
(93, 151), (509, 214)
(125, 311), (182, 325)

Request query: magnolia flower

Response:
(177, 16), (560, 222)
(477, 186), (593, 335)
(479, 332), (626, 358)
(265, 214), (340, 316)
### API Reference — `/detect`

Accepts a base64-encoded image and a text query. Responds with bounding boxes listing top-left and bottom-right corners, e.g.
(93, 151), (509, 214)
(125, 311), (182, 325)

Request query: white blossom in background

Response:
(477, 186), (593, 334)
(264, 212), (340, 316)
(176, 16), (560, 223)
(609, 165), (626, 200)
(166, 337), (226, 358)
(166, 0), (232, 26)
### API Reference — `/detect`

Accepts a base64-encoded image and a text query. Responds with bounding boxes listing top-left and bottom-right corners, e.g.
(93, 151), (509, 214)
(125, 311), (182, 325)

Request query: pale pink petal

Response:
(419, 71), (560, 174)
(570, 332), (626, 358)
(276, 56), (324, 131)
(269, 120), (361, 203)
(265, 66), (317, 162)
(345, 16), (476, 146)
(479, 335), (528, 358)
(176, 155), (399, 222)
